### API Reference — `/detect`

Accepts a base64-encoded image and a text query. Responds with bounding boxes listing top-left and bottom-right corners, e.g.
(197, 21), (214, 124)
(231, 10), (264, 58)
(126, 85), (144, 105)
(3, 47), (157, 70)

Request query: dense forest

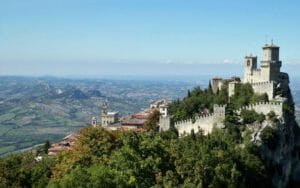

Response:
(0, 83), (287, 187)
(0, 127), (273, 188)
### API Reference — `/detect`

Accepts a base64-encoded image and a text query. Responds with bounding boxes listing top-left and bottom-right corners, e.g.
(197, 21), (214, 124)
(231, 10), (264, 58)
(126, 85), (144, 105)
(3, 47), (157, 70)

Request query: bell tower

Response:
(101, 102), (108, 116)
(244, 55), (257, 83)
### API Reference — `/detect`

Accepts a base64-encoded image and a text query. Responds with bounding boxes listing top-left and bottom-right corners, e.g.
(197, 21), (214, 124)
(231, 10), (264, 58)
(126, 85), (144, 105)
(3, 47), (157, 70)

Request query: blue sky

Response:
(1, 0), (300, 77)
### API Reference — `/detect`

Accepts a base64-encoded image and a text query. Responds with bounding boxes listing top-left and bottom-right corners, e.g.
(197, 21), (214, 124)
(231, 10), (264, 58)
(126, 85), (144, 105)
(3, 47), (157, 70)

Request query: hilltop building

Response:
(242, 42), (289, 100)
(211, 42), (289, 100)
(91, 99), (171, 131)
(120, 99), (171, 130)
(91, 117), (97, 127)
(211, 76), (240, 94)
(160, 42), (289, 136)
(100, 102), (119, 127)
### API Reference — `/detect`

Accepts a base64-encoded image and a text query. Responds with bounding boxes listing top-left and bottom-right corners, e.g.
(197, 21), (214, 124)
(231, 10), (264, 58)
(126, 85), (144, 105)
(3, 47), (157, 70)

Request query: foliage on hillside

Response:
(143, 109), (160, 131)
(169, 82), (268, 123)
(0, 82), (291, 187)
(230, 83), (269, 109)
(0, 126), (272, 187)
(169, 83), (228, 123)
(0, 153), (54, 188)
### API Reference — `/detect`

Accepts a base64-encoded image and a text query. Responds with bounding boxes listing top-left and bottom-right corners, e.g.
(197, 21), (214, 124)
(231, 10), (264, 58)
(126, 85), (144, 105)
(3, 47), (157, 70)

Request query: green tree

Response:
(50, 127), (119, 181)
(260, 126), (277, 150)
(267, 111), (277, 122)
(0, 153), (54, 188)
(241, 109), (261, 124)
(44, 140), (51, 154)
(109, 132), (174, 187)
(143, 109), (160, 131)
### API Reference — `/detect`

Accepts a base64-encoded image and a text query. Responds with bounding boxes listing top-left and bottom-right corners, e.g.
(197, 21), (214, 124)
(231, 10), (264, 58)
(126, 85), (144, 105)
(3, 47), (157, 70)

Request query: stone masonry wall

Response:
(175, 105), (226, 136)
(251, 81), (274, 100)
(175, 101), (283, 136)
(236, 101), (283, 117)
(159, 116), (171, 132)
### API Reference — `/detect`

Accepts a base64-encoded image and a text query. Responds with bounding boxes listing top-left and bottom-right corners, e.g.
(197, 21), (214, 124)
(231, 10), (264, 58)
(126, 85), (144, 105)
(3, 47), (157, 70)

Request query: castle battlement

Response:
(236, 101), (283, 117)
(251, 81), (274, 86)
(161, 43), (290, 137)
(250, 81), (275, 100)
(174, 104), (226, 136)
(174, 100), (284, 136)
(175, 113), (215, 126)
(242, 43), (289, 100)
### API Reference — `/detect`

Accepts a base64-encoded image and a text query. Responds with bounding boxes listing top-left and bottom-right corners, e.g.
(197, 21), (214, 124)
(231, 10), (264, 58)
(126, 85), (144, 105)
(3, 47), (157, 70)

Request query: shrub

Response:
(267, 111), (277, 122)
(260, 126), (277, 150)
(240, 110), (260, 125)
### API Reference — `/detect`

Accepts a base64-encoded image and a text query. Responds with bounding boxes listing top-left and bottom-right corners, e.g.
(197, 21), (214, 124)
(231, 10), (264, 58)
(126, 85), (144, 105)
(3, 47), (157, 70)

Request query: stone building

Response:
(101, 102), (119, 127)
(158, 104), (171, 132)
(91, 117), (97, 127)
(211, 76), (240, 95)
(211, 42), (289, 100)
(242, 42), (289, 100)
(160, 42), (288, 136)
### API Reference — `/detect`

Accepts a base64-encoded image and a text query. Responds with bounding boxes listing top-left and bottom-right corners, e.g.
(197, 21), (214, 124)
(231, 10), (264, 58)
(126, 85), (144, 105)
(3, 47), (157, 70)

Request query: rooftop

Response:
(121, 118), (146, 126)
(263, 43), (279, 49)
(107, 112), (118, 115)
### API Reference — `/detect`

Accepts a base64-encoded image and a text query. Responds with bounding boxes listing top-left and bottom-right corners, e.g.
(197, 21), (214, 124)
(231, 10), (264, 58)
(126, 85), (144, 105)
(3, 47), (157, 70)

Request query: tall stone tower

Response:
(244, 55), (257, 83)
(260, 43), (282, 82)
(101, 102), (108, 126)
(101, 102), (108, 116)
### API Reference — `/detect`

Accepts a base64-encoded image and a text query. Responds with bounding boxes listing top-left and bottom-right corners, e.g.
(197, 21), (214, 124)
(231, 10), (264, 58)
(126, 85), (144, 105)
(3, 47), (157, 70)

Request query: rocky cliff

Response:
(251, 84), (300, 187)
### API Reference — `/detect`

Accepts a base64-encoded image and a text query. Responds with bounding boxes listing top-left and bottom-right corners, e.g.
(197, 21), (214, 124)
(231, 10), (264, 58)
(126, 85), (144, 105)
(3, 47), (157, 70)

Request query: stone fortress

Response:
(165, 42), (289, 136)
(92, 42), (289, 136)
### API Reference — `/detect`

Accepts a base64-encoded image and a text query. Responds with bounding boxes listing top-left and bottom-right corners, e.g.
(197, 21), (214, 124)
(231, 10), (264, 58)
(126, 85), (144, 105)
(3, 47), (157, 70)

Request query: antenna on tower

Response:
(271, 38), (273, 45)
(265, 35), (268, 45)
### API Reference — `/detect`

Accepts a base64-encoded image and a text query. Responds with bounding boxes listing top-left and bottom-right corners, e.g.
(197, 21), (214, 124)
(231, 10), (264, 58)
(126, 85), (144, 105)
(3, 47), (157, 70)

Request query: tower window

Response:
(247, 60), (250, 66)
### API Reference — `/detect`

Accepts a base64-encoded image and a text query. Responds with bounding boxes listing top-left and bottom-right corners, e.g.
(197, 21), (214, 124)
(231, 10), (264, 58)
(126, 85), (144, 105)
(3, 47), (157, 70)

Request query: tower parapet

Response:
(262, 43), (280, 62)
(241, 43), (288, 100)
(242, 43), (282, 84)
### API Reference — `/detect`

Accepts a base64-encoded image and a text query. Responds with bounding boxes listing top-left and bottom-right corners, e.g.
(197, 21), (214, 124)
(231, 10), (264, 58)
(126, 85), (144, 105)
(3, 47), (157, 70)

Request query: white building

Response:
(101, 102), (119, 126)
(91, 117), (97, 127)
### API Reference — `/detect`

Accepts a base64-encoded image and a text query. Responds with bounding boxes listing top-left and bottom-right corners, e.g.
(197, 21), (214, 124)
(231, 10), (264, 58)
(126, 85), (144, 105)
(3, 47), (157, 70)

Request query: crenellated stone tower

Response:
(242, 42), (289, 100)
(244, 42), (283, 84)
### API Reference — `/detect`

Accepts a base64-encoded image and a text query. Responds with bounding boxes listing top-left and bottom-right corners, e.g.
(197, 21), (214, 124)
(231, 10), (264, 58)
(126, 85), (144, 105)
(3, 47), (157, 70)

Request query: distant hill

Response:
(1, 76), (300, 156)
(0, 76), (195, 156)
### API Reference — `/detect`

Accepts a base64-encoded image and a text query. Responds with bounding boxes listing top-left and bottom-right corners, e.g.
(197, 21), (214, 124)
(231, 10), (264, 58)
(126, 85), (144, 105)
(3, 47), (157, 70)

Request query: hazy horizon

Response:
(1, 0), (300, 77)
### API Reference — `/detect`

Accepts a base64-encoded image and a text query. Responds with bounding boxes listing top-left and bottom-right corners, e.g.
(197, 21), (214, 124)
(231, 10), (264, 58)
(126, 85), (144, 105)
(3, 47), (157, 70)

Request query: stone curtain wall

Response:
(236, 101), (283, 117)
(175, 105), (226, 136)
(174, 101), (283, 136)
(251, 81), (274, 100)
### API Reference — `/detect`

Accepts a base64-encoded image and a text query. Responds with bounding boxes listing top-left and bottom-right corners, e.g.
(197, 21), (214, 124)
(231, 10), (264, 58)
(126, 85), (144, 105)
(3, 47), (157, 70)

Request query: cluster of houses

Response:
(47, 99), (171, 156)
(92, 99), (171, 131)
